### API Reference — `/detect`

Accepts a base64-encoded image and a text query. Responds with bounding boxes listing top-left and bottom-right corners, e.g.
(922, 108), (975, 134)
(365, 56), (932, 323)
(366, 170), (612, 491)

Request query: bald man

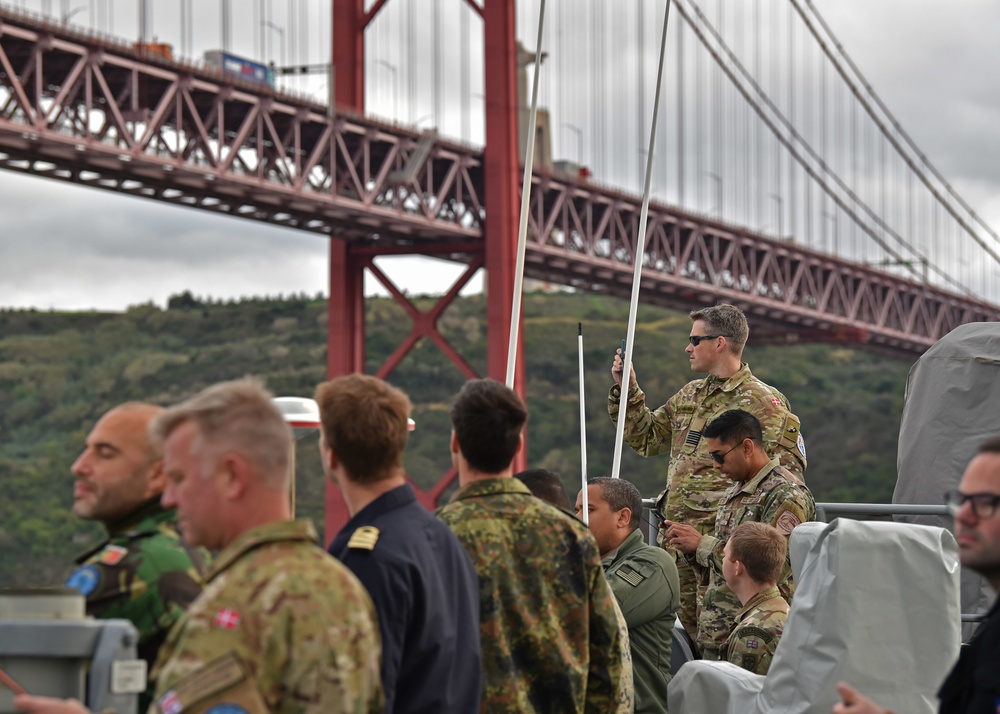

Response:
(64, 403), (207, 710)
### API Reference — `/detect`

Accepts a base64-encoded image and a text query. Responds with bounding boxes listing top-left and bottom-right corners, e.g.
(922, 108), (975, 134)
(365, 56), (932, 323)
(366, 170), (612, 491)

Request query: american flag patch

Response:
(617, 565), (645, 587)
(684, 429), (702, 448)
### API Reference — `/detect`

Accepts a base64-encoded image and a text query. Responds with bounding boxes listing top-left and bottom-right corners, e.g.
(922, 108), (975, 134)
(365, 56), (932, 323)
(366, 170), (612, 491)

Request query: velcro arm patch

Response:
(158, 653), (269, 714)
(615, 565), (646, 587)
(777, 414), (801, 451)
(774, 506), (804, 535)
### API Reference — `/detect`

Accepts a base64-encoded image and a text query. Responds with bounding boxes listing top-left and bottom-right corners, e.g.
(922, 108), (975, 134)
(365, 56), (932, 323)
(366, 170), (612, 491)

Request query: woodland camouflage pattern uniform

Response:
(151, 519), (383, 714)
(723, 584), (790, 675)
(693, 458), (814, 659)
(65, 498), (207, 711)
(608, 363), (806, 642)
(438, 477), (623, 714)
(609, 597), (635, 714)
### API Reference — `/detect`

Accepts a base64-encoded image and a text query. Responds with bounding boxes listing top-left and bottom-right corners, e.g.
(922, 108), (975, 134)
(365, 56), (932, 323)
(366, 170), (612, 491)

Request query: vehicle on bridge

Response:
(203, 50), (274, 87)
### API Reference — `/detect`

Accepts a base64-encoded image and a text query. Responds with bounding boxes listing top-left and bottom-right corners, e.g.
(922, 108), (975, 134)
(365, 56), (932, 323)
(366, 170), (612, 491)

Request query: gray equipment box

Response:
(0, 589), (145, 714)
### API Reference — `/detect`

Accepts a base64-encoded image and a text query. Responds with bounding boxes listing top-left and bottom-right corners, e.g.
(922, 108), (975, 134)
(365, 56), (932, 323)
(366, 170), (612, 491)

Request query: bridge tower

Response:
(326, 0), (527, 539)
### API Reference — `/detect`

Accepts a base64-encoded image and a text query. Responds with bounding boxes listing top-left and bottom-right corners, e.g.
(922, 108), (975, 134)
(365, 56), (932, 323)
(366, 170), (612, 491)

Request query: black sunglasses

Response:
(709, 442), (741, 464)
(689, 334), (723, 346)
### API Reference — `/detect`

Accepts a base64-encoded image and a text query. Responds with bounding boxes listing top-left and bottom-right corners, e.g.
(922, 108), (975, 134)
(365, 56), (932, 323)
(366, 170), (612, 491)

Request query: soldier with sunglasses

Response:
(609, 303), (807, 649)
(663, 409), (814, 661)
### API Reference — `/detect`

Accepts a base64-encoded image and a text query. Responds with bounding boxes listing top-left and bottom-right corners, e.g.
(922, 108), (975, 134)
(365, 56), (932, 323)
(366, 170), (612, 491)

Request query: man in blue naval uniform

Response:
(317, 374), (482, 714)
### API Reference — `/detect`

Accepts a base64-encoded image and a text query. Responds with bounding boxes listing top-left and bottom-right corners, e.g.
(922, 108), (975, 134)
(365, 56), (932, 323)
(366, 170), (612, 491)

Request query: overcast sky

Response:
(1, 0), (998, 311)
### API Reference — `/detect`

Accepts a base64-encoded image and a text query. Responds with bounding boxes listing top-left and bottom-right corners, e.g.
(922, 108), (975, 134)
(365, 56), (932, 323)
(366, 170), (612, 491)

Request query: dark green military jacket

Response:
(66, 498), (208, 710)
(603, 528), (681, 714)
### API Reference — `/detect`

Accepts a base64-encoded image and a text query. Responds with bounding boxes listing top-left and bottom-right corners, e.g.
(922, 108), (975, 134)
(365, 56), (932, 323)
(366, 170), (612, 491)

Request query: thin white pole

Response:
(611, 0), (673, 479)
(578, 323), (589, 524)
(505, 0), (548, 389)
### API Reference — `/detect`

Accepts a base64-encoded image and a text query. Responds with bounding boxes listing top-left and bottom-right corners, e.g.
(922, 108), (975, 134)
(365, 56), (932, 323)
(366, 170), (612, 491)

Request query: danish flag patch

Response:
(770, 397), (781, 407)
(214, 608), (241, 629)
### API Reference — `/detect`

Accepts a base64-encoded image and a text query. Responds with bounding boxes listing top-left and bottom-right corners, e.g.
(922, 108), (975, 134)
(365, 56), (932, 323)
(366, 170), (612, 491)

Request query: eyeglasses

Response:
(689, 334), (723, 346)
(944, 490), (1000, 519)
(709, 443), (741, 464)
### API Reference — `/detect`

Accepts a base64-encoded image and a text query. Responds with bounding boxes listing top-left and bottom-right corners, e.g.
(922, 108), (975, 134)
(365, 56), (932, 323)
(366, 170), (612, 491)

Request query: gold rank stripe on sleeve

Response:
(347, 526), (380, 551)
(616, 565), (645, 588)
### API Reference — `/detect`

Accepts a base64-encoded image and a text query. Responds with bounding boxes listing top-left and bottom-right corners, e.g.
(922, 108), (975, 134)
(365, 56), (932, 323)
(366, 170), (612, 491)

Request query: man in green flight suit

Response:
(577, 477), (680, 714)
(64, 402), (208, 711)
(609, 303), (807, 648)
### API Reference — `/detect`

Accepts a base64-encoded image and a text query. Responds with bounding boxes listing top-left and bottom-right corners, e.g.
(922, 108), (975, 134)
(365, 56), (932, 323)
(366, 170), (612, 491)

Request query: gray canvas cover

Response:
(893, 321), (1000, 626)
(668, 519), (961, 714)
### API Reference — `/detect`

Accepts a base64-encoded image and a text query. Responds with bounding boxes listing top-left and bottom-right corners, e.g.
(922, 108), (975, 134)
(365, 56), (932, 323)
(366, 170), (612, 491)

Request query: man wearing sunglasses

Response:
(609, 303), (807, 646)
(663, 409), (814, 661)
(833, 437), (1000, 714)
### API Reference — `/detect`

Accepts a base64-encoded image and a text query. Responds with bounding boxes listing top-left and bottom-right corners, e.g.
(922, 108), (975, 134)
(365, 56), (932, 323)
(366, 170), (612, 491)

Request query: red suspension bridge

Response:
(0, 0), (998, 524)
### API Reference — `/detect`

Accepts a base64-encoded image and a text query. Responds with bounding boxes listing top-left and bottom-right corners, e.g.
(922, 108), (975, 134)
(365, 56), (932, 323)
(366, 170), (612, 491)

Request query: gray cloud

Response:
(1, 0), (998, 309)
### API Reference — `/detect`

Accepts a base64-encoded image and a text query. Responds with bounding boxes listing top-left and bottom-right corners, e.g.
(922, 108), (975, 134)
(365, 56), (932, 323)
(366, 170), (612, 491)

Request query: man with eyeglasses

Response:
(663, 409), (814, 661)
(609, 303), (807, 647)
(833, 437), (1000, 714)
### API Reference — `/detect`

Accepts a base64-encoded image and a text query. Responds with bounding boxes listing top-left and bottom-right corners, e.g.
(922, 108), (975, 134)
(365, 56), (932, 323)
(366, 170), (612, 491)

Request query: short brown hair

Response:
(690, 303), (748, 355)
(451, 379), (527, 474)
(150, 378), (291, 491)
(315, 374), (411, 484)
(728, 521), (786, 585)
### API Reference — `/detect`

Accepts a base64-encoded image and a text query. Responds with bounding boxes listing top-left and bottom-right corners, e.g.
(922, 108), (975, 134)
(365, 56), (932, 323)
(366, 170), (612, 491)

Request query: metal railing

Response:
(639, 498), (986, 624)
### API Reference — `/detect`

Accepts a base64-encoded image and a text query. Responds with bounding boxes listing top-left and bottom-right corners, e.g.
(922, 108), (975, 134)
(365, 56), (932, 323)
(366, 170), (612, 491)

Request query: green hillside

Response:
(0, 291), (911, 586)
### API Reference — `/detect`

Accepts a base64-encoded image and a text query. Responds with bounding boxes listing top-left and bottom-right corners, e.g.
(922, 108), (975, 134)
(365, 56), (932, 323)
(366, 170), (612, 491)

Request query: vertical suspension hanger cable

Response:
(504, 0), (548, 388)
(611, 0), (673, 480)
(578, 323), (589, 524)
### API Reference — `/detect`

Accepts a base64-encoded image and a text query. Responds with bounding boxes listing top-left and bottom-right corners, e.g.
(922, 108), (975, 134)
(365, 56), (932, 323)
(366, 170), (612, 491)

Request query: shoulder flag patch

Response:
(98, 545), (129, 565)
(616, 565), (646, 587)
(66, 565), (100, 597)
(347, 526), (380, 551)
(214, 608), (241, 630)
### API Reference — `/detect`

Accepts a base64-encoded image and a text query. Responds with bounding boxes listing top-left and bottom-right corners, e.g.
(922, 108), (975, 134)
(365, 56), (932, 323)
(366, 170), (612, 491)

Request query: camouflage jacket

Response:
(609, 598), (635, 714)
(608, 363), (806, 534)
(66, 499), (207, 710)
(151, 519), (383, 714)
(603, 528), (680, 714)
(723, 585), (789, 675)
(693, 458), (815, 658)
(438, 478), (623, 714)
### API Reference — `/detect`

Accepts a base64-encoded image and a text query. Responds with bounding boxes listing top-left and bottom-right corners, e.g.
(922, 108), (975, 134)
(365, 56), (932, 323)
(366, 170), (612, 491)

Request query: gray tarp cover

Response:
(667, 519), (961, 714)
(893, 321), (1000, 624)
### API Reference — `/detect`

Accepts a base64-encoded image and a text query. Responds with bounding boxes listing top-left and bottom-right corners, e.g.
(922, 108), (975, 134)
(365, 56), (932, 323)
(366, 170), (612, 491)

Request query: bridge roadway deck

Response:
(0, 6), (996, 357)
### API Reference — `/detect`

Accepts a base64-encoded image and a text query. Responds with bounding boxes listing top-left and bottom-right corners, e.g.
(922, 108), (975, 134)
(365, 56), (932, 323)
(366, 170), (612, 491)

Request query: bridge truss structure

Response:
(1, 5), (998, 525)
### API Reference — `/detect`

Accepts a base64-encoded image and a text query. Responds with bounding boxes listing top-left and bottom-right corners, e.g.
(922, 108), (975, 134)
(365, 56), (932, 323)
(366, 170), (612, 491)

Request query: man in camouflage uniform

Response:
(19, 381), (383, 714)
(148, 379), (383, 714)
(64, 402), (207, 711)
(517, 469), (636, 714)
(610, 303), (806, 645)
(721, 522), (790, 675)
(665, 409), (814, 660)
(576, 477), (680, 714)
(438, 379), (623, 713)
